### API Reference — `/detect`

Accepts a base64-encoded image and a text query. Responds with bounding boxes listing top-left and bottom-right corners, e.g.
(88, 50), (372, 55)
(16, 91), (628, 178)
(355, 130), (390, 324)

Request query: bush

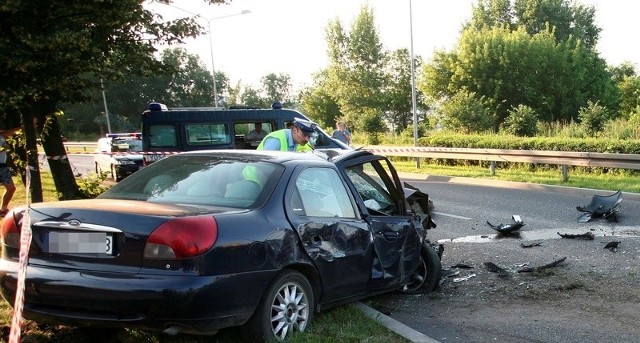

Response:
(440, 90), (495, 134)
(578, 101), (609, 137)
(501, 105), (538, 137)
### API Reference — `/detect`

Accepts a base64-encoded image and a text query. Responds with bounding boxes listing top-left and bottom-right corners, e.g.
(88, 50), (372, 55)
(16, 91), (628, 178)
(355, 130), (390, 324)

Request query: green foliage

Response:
(439, 91), (495, 133)
(76, 173), (110, 199)
(419, 132), (640, 154)
(421, 0), (619, 130)
(617, 75), (640, 119)
(578, 101), (609, 137)
(261, 73), (293, 105)
(502, 104), (538, 136)
(299, 71), (341, 128)
(321, 5), (386, 133)
(358, 109), (387, 145)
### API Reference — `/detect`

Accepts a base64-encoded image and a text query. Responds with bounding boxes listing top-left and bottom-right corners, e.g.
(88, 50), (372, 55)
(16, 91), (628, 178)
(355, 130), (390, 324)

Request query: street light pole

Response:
(153, 2), (250, 108)
(203, 10), (251, 108)
(100, 78), (112, 134)
(409, 0), (420, 168)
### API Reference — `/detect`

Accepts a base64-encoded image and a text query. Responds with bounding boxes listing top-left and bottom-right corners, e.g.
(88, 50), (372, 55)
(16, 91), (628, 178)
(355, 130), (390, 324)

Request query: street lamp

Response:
(153, 3), (251, 107)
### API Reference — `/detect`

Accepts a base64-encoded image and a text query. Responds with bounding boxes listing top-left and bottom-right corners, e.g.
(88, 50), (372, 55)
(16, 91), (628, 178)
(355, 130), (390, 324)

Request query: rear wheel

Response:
(401, 245), (442, 294)
(245, 270), (314, 342)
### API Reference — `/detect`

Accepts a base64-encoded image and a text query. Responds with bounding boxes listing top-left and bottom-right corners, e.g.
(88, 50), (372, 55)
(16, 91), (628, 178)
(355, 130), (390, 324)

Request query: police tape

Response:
(9, 166), (32, 343)
(45, 151), (182, 159)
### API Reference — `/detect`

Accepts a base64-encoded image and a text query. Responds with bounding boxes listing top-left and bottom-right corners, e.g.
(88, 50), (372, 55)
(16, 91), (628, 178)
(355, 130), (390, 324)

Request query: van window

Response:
(186, 123), (231, 146)
(149, 125), (177, 148)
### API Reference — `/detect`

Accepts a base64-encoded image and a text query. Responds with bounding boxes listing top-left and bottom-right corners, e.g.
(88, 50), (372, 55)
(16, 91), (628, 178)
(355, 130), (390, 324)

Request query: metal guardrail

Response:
(63, 142), (640, 178)
(364, 146), (640, 180)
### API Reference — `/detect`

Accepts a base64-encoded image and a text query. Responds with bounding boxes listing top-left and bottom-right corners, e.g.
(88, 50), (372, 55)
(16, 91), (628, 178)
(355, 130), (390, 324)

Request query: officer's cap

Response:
(292, 118), (317, 134)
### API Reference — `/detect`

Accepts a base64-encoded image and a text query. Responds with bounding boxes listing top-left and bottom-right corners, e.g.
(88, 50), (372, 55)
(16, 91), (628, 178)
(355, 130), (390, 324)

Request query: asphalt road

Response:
(372, 175), (640, 343)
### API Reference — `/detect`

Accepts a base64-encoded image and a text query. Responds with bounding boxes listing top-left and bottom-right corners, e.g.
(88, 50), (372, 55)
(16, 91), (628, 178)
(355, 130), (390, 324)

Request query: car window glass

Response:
(292, 167), (356, 218)
(101, 156), (282, 209)
(112, 139), (142, 152)
(186, 123), (231, 145)
(149, 125), (177, 148)
(345, 161), (399, 215)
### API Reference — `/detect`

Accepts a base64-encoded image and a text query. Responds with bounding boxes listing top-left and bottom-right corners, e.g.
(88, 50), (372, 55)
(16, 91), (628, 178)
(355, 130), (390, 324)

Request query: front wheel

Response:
(245, 270), (314, 342)
(401, 245), (442, 294)
(111, 165), (120, 182)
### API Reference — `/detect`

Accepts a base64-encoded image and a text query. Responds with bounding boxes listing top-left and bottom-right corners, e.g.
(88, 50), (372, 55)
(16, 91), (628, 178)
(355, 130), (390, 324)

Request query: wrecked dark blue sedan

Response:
(0, 149), (441, 341)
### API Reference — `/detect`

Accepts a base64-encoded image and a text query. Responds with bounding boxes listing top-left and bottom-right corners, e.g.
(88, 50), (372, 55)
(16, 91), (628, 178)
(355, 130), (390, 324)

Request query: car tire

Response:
(401, 245), (442, 294)
(245, 270), (314, 342)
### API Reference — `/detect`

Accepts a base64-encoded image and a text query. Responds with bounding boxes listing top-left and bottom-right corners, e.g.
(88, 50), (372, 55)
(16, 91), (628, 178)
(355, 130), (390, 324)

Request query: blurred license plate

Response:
(48, 232), (113, 255)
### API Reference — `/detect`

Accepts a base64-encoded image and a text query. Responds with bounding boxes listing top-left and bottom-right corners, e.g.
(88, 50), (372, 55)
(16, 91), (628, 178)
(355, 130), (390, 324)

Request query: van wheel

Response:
(245, 270), (314, 342)
(401, 245), (442, 294)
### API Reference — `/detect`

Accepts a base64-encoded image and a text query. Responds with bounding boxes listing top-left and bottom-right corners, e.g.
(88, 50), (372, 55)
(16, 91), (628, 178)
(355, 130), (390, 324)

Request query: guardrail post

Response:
(489, 161), (496, 176)
(561, 165), (569, 182)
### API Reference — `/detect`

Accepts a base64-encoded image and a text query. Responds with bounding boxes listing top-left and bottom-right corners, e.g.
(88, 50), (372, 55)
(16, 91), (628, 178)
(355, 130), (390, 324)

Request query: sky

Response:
(146, 0), (640, 91)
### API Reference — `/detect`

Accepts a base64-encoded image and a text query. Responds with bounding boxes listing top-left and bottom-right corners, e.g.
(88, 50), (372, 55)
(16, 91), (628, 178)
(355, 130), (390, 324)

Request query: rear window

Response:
(149, 125), (177, 148)
(186, 123), (231, 146)
(100, 155), (283, 208)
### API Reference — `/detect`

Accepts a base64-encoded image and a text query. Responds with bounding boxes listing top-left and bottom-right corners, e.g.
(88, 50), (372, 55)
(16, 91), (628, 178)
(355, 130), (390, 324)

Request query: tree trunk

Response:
(19, 111), (44, 203)
(35, 101), (84, 200)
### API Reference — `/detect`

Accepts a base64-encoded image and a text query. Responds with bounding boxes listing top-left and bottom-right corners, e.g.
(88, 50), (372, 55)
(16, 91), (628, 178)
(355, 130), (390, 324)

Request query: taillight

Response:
(1, 210), (22, 248)
(144, 216), (218, 259)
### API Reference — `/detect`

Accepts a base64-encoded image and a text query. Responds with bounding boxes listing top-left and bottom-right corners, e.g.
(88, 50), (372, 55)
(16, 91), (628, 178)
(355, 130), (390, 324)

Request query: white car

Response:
(94, 133), (144, 181)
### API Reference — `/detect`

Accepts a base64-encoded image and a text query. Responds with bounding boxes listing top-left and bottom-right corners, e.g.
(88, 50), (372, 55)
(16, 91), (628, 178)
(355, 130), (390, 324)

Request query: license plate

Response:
(48, 232), (113, 255)
(144, 154), (166, 163)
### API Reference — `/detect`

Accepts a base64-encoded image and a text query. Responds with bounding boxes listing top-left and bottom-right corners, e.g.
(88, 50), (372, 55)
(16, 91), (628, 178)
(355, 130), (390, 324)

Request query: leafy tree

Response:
(324, 5), (386, 135)
(578, 100), (609, 137)
(421, 6), (618, 130)
(383, 49), (427, 134)
(617, 76), (640, 119)
(261, 73), (293, 106)
(240, 86), (268, 108)
(501, 104), (538, 136)
(60, 48), (224, 137)
(299, 71), (341, 128)
(439, 91), (495, 134)
(0, 0), (223, 200)
(609, 62), (637, 83)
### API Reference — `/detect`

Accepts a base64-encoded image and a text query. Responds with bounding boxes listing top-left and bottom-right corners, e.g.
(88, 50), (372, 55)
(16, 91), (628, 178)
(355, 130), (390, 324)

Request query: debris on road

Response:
(487, 214), (525, 233)
(517, 257), (567, 273)
(483, 262), (510, 277)
(603, 241), (621, 252)
(451, 263), (474, 269)
(452, 273), (476, 283)
(576, 190), (622, 222)
(557, 231), (595, 240)
(520, 241), (543, 248)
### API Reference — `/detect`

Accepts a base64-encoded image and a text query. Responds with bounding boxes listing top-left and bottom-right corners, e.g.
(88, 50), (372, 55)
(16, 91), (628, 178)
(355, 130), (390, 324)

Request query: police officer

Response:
(257, 117), (318, 152)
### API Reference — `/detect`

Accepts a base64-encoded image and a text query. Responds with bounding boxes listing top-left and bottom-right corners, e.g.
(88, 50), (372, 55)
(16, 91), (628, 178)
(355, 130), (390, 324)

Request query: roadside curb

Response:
(398, 172), (640, 201)
(351, 302), (440, 343)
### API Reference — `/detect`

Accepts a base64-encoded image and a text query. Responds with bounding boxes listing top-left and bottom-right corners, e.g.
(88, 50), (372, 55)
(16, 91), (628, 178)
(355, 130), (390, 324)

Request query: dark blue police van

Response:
(141, 102), (348, 164)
